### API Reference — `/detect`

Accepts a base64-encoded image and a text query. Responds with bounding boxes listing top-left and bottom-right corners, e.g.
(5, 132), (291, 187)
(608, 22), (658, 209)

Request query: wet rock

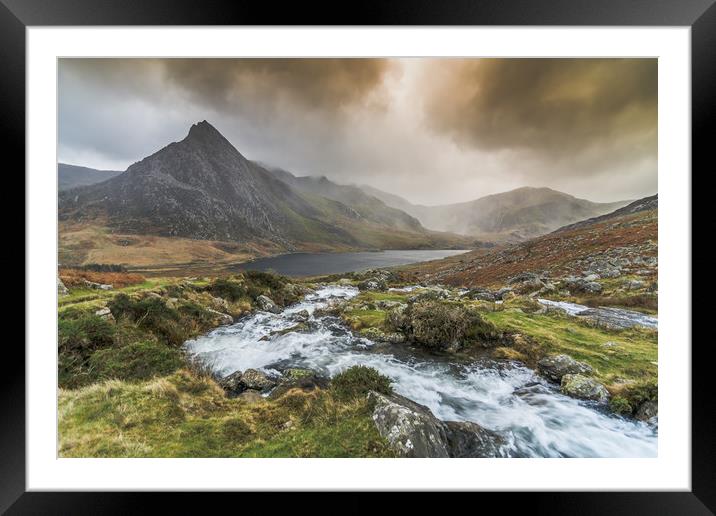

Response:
(291, 309), (311, 323)
(368, 391), (450, 458)
(635, 400), (658, 422)
(218, 370), (244, 395)
(58, 277), (69, 296)
(560, 374), (609, 403)
(444, 421), (504, 458)
(256, 295), (281, 313)
(368, 391), (504, 458)
(538, 354), (593, 382)
(240, 368), (277, 391)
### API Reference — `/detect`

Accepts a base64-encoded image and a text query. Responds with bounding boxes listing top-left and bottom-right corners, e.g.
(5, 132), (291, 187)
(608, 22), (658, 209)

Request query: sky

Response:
(58, 58), (657, 205)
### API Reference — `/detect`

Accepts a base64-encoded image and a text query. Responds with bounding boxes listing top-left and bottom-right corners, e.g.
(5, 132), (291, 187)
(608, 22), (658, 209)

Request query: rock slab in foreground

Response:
(368, 391), (503, 458)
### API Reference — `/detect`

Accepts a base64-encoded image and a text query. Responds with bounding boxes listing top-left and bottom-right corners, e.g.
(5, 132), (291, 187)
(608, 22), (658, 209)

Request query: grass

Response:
(482, 308), (657, 388)
(58, 369), (395, 458)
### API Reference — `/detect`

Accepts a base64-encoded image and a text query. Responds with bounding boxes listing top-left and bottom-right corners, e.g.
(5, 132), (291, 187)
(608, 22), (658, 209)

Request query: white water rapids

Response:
(185, 285), (657, 458)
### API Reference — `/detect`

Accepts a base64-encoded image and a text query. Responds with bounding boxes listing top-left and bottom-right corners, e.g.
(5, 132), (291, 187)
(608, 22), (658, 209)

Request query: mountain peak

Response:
(186, 120), (223, 140)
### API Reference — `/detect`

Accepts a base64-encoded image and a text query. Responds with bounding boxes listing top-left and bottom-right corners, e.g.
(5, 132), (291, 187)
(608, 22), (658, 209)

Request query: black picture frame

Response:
(4, 0), (710, 512)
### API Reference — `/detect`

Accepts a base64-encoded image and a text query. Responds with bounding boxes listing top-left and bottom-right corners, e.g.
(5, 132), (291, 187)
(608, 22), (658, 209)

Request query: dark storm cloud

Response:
(421, 58), (657, 161)
(58, 58), (657, 204)
(159, 58), (394, 113)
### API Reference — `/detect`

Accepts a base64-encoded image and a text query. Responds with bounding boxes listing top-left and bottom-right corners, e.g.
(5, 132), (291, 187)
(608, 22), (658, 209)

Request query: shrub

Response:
(609, 396), (633, 416)
(89, 340), (183, 382)
(59, 267), (144, 288)
(58, 315), (115, 352)
(108, 294), (185, 345)
(330, 366), (393, 401)
(205, 278), (247, 302)
(390, 300), (498, 351)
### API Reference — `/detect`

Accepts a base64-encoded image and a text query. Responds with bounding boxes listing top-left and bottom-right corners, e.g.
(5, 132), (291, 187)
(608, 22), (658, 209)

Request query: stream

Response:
(185, 285), (657, 458)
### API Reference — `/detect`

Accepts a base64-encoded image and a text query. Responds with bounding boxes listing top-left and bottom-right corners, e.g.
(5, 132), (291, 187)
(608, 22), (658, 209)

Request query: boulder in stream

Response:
(368, 391), (503, 458)
(560, 374), (610, 403)
(368, 391), (450, 457)
(256, 295), (281, 313)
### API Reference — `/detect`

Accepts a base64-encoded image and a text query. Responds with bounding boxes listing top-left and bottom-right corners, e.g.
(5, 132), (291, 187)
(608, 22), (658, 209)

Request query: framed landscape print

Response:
(8, 0), (713, 512)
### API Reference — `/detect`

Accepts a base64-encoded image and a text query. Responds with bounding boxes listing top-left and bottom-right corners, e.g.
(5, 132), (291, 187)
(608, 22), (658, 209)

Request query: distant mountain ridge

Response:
(58, 163), (123, 190)
(59, 121), (467, 252)
(360, 184), (631, 242)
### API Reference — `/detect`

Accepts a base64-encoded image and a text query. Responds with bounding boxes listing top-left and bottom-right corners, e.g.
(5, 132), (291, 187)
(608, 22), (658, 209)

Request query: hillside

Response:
(59, 121), (468, 266)
(361, 185), (630, 242)
(398, 195), (657, 288)
(58, 163), (123, 190)
(264, 166), (423, 232)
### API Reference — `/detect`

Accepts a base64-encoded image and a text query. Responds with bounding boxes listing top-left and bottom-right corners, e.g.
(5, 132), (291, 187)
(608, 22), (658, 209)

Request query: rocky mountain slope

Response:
(59, 121), (467, 255)
(58, 163), (123, 190)
(398, 194), (657, 289)
(361, 185), (630, 242)
(264, 166), (423, 232)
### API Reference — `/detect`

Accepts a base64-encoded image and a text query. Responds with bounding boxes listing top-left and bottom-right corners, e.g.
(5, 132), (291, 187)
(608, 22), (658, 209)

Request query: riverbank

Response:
(58, 266), (657, 457)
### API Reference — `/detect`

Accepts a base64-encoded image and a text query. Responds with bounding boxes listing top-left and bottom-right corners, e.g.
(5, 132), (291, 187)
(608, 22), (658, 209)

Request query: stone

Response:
(635, 400), (658, 422)
(368, 391), (450, 457)
(269, 368), (329, 399)
(94, 306), (115, 322)
(206, 308), (233, 325)
(256, 295), (281, 314)
(218, 370), (244, 395)
(57, 277), (69, 296)
(443, 421), (504, 458)
(358, 277), (387, 291)
(291, 309), (310, 323)
(368, 391), (503, 458)
(625, 279), (645, 290)
(564, 277), (603, 294)
(538, 354), (593, 382)
(240, 368), (277, 391)
(83, 279), (113, 290)
(560, 374), (610, 403)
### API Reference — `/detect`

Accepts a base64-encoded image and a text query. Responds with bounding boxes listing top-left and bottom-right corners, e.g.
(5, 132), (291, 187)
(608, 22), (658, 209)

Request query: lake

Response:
(231, 249), (469, 277)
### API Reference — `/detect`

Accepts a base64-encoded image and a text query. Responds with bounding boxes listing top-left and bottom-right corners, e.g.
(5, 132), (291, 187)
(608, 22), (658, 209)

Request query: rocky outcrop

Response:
(560, 374), (609, 403)
(368, 391), (502, 458)
(563, 277), (602, 294)
(538, 354), (593, 382)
